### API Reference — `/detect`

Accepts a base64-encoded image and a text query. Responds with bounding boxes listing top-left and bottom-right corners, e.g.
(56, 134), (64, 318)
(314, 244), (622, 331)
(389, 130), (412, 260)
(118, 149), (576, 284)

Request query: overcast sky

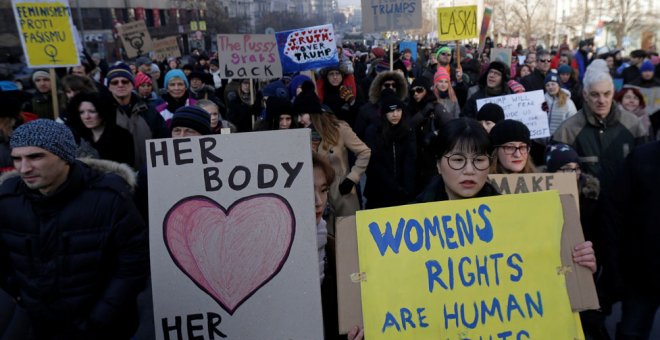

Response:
(338, 0), (361, 8)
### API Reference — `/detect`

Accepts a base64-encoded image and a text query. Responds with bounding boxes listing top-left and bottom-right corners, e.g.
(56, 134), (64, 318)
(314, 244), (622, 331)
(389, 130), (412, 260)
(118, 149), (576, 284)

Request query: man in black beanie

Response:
(0, 119), (147, 339)
(462, 61), (511, 118)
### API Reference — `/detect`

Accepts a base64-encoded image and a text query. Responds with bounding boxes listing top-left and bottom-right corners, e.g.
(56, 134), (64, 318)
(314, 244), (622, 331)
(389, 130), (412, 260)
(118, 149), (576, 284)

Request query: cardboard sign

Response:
(625, 85), (660, 116)
(488, 173), (579, 210)
(437, 5), (478, 41)
(356, 191), (580, 339)
(491, 47), (512, 67)
(116, 20), (153, 58)
(276, 24), (338, 73)
(12, 0), (80, 68)
(477, 90), (550, 139)
(361, 0), (423, 33)
(399, 41), (418, 61)
(217, 34), (282, 79)
(336, 216), (363, 334)
(147, 130), (324, 339)
(153, 36), (181, 62)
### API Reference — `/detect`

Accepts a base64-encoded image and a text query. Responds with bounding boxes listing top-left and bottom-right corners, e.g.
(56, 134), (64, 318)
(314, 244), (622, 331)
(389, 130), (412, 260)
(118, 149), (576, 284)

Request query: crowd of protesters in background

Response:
(0, 35), (659, 339)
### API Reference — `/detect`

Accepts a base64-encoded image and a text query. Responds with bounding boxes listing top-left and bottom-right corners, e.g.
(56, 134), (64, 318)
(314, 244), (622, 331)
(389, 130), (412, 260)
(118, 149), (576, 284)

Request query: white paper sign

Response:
(477, 90), (550, 139)
(147, 130), (323, 339)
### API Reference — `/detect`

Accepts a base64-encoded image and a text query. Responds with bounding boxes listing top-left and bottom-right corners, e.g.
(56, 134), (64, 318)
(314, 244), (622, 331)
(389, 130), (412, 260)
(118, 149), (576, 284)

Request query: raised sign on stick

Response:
(217, 34), (282, 79)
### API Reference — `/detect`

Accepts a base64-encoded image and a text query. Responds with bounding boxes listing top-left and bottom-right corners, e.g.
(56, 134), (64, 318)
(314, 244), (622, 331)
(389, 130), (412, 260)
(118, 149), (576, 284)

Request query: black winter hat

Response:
(171, 105), (211, 135)
(292, 81), (323, 114)
(477, 103), (505, 123)
(487, 61), (508, 79)
(379, 89), (404, 113)
(266, 96), (295, 120)
(545, 143), (580, 173)
(411, 77), (432, 91)
(489, 119), (531, 146)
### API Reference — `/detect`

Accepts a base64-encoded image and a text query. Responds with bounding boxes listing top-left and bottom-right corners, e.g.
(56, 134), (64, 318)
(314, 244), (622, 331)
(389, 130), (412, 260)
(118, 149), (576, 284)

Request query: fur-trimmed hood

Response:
(579, 172), (600, 200)
(368, 71), (408, 104)
(0, 158), (137, 191)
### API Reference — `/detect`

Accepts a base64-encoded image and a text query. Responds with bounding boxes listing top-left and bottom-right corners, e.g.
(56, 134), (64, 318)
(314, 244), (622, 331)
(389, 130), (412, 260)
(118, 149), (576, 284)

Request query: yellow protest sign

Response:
(437, 5), (478, 41)
(12, 0), (80, 68)
(356, 191), (581, 339)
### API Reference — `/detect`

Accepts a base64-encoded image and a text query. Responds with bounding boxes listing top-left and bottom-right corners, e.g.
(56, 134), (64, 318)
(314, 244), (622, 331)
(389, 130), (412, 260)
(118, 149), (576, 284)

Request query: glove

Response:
(339, 85), (355, 103)
(338, 178), (355, 195)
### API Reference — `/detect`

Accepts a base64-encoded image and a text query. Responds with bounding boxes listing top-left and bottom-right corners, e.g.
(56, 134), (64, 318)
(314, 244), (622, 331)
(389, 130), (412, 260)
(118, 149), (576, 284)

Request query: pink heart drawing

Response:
(163, 194), (295, 315)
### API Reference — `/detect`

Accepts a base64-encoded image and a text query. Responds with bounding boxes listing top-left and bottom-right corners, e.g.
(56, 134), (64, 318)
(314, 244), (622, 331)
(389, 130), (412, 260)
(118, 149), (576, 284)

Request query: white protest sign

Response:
(217, 34), (282, 79)
(147, 130), (323, 339)
(116, 20), (153, 58)
(361, 0), (423, 33)
(477, 90), (550, 139)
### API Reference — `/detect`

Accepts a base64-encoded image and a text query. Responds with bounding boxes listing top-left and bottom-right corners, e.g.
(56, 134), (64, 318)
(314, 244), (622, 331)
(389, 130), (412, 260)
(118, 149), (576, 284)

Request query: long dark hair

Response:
(432, 118), (491, 159)
(66, 93), (116, 140)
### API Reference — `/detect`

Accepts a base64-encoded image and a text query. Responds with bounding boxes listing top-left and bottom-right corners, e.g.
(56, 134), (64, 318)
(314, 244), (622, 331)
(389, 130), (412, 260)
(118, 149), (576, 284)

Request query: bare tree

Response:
(605, 0), (656, 48)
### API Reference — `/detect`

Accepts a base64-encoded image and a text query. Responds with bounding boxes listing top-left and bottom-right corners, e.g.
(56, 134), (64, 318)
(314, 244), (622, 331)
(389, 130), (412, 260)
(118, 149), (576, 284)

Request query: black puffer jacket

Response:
(363, 119), (416, 208)
(0, 159), (148, 339)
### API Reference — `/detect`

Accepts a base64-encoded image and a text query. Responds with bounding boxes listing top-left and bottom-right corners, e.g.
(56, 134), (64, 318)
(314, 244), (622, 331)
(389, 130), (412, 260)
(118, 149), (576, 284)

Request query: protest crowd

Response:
(1, 13), (660, 340)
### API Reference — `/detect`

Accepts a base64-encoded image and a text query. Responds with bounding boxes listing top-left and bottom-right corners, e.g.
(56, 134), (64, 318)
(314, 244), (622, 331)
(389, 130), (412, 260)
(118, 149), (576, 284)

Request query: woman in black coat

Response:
(407, 77), (452, 194)
(67, 93), (135, 166)
(363, 89), (416, 209)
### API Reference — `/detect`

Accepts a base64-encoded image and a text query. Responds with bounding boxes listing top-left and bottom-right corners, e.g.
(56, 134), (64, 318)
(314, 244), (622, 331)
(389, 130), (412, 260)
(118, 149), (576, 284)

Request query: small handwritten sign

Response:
(116, 20), (154, 58)
(437, 5), (478, 41)
(477, 90), (550, 139)
(276, 24), (338, 73)
(361, 0), (423, 33)
(153, 36), (181, 62)
(217, 34), (282, 79)
(12, 0), (80, 67)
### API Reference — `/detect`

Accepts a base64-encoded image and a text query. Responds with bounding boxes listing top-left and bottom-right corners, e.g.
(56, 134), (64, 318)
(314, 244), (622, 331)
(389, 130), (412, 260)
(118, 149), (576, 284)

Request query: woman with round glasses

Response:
(417, 118), (499, 201)
(489, 119), (537, 174)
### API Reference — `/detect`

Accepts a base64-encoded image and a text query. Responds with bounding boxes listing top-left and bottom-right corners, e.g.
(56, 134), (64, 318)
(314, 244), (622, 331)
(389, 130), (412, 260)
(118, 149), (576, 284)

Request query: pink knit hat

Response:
(434, 67), (450, 83)
(133, 71), (152, 88)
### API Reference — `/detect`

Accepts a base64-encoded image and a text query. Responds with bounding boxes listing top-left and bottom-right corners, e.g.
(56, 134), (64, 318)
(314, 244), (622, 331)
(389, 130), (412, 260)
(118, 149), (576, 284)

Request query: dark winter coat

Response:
(552, 104), (649, 190)
(602, 141), (660, 299)
(408, 95), (451, 194)
(114, 94), (169, 168)
(416, 175), (500, 203)
(363, 119), (416, 208)
(519, 68), (548, 92)
(0, 159), (147, 339)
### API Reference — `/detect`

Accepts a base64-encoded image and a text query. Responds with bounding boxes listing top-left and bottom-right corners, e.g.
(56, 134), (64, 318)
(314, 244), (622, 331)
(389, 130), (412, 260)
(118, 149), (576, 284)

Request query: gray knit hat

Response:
(10, 119), (77, 163)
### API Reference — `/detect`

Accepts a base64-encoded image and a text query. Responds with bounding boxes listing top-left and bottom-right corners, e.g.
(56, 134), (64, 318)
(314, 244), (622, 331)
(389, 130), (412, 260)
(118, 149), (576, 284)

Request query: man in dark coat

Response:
(107, 63), (169, 168)
(0, 119), (148, 339)
(520, 50), (552, 92)
(602, 141), (660, 340)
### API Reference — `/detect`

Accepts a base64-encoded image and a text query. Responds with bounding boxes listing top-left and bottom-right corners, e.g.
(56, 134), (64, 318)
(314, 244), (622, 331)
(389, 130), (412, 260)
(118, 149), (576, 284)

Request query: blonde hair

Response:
(554, 88), (568, 106)
(310, 112), (340, 150)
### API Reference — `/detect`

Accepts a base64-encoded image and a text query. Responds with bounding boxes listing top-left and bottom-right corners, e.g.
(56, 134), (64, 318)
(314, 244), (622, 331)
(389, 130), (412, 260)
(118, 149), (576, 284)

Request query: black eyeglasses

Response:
(439, 53), (450, 56)
(497, 144), (531, 155)
(539, 59), (551, 63)
(383, 82), (396, 89)
(110, 79), (131, 86)
(558, 165), (581, 173)
(412, 87), (425, 94)
(443, 153), (491, 171)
